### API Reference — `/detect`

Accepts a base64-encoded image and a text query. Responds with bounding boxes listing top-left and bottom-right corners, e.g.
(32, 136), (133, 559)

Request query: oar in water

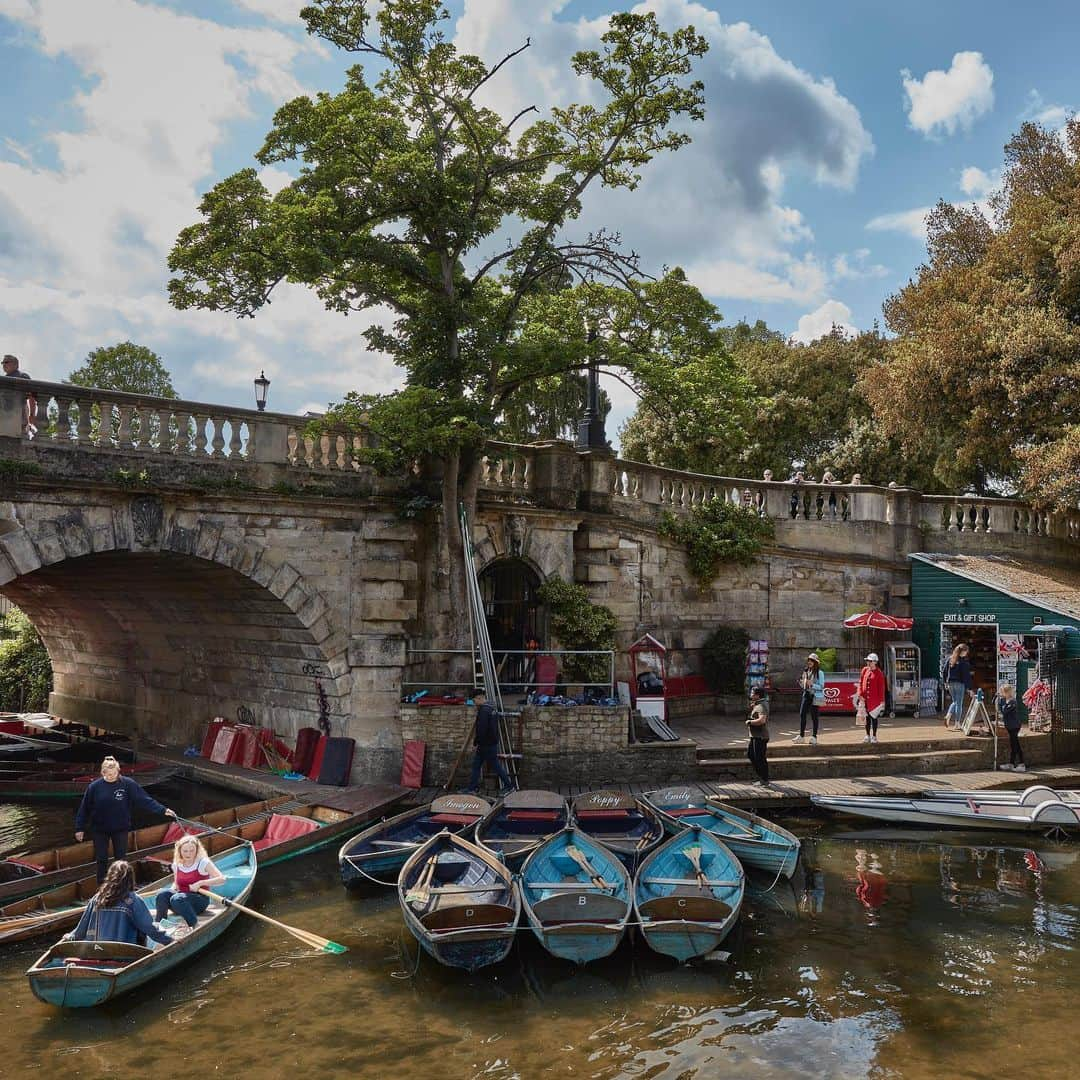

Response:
(565, 844), (609, 888)
(202, 889), (347, 955)
(406, 858), (438, 905)
(680, 844), (709, 889)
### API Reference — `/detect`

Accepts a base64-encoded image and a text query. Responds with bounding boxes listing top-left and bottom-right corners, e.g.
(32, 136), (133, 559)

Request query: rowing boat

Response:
(569, 790), (664, 869)
(644, 788), (801, 879)
(810, 788), (1080, 832)
(633, 826), (744, 962)
(338, 793), (491, 888)
(519, 827), (631, 964)
(26, 843), (256, 1007)
(0, 760), (177, 799)
(0, 795), (299, 905)
(398, 831), (519, 972)
(475, 789), (568, 869)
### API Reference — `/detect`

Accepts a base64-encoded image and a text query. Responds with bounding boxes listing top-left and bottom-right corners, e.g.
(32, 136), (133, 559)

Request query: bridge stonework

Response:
(1, 380), (1077, 783)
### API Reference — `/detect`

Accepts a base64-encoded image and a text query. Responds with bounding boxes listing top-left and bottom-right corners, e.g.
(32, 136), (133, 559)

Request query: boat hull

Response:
(811, 793), (1080, 832)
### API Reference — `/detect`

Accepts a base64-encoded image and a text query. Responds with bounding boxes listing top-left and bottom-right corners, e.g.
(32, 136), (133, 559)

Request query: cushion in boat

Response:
(429, 813), (479, 825)
(575, 809), (632, 820)
(507, 810), (560, 822)
(5, 857), (46, 873)
(664, 807), (705, 818)
(252, 813), (320, 851)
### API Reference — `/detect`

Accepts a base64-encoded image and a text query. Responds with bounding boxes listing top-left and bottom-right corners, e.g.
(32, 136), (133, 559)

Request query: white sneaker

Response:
(998, 763), (1013, 771)
(862, 735), (871, 744)
(1015, 764), (1027, 772)
(792, 735), (805, 744)
(810, 736), (818, 746)
(871, 735), (878, 744)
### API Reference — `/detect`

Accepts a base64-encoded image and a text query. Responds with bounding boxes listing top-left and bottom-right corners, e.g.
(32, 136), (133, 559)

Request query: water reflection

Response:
(1, 801), (1079, 1078)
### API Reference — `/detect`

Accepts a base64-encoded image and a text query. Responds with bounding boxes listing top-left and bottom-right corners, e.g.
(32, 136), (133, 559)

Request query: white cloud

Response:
(866, 206), (932, 240)
(686, 254), (828, 305)
(832, 248), (889, 280)
(791, 299), (856, 344)
(959, 165), (995, 197)
(1022, 90), (1075, 131)
(230, 0), (303, 22)
(902, 51), (994, 137)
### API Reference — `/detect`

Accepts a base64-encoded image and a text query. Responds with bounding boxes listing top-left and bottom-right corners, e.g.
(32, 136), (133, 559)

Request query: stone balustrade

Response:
(478, 441), (536, 495)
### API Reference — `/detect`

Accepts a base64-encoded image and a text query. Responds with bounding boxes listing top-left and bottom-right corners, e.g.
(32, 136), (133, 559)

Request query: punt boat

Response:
(398, 831), (519, 972)
(633, 826), (744, 962)
(26, 842), (256, 1007)
(338, 793), (491, 888)
(569, 790), (664, 869)
(810, 788), (1080, 832)
(475, 790), (569, 869)
(519, 827), (631, 964)
(0, 759), (177, 799)
(644, 788), (801, 879)
(0, 795), (300, 905)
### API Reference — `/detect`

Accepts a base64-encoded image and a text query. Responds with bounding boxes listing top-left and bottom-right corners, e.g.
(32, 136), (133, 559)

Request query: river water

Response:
(0, 785), (1076, 1079)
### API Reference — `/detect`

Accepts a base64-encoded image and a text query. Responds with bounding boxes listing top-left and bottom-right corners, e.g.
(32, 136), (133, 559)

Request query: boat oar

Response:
(565, 844), (608, 889)
(406, 858), (438, 905)
(680, 844), (709, 889)
(201, 889), (346, 954)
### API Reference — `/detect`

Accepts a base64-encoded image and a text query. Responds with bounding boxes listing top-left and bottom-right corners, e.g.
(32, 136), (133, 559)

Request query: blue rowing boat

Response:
(338, 794), (491, 887)
(644, 787), (801, 880)
(569, 790), (664, 869)
(25, 843), (256, 1007)
(475, 790), (568, 869)
(633, 826), (744, 962)
(520, 827), (631, 965)
(398, 831), (519, 973)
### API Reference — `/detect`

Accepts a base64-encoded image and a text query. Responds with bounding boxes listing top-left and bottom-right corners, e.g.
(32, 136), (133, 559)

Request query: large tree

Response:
(67, 341), (177, 397)
(167, 0), (710, 644)
(868, 119), (1080, 495)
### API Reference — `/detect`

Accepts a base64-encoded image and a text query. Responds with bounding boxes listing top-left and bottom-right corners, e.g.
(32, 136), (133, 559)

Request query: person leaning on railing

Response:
(2, 354), (37, 435)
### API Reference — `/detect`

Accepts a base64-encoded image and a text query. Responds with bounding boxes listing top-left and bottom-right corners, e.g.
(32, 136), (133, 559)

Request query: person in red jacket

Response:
(859, 652), (886, 743)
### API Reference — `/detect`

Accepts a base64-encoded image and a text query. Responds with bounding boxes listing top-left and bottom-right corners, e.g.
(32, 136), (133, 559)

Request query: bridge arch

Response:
(0, 508), (350, 745)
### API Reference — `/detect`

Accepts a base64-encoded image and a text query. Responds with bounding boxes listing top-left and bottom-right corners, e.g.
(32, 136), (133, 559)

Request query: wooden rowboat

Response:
(569, 790), (664, 869)
(475, 789), (569, 869)
(338, 793), (491, 888)
(398, 831), (519, 973)
(0, 760), (177, 799)
(633, 825), (744, 963)
(0, 795), (299, 905)
(26, 843), (257, 1007)
(520, 827), (631, 965)
(644, 787), (801, 880)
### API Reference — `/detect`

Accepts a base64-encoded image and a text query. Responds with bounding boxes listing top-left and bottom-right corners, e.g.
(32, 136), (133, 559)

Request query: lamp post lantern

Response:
(576, 326), (607, 449)
(254, 371), (270, 412)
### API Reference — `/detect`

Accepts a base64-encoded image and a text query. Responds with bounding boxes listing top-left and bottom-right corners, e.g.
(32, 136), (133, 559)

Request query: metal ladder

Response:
(459, 503), (519, 789)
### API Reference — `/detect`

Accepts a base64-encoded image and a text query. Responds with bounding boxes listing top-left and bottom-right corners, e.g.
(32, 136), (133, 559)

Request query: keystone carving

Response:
(131, 495), (164, 547)
(504, 513), (528, 557)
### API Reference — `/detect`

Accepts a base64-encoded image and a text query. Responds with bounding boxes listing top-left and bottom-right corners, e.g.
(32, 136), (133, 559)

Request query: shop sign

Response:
(942, 613), (998, 624)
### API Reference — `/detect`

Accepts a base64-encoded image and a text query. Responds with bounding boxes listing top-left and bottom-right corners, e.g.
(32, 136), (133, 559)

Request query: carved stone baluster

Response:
(157, 408), (173, 454)
(98, 402), (114, 447)
(193, 414), (209, 458)
(174, 410), (191, 455)
(210, 416), (226, 459)
(228, 419), (243, 460)
(117, 405), (134, 449)
(135, 405), (153, 450)
(75, 398), (93, 445)
(54, 395), (72, 442)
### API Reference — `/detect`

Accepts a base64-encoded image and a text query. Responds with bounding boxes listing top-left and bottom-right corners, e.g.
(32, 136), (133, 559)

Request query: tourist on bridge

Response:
(75, 756), (177, 882)
(859, 653), (886, 744)
(746, 685), (770, 786)
(463, 688), (515, 797)
(2, 353), (37, 434)
(154, 835), (226, 936)
(62, 860), (173, 948)
(794, 652), (825, 744)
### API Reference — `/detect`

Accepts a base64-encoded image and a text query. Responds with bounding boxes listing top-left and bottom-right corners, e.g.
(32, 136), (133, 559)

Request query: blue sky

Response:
(1, 0), (1077, 437)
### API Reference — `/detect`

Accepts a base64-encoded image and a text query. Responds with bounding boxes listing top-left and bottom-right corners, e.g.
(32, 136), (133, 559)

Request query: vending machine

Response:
(885, 642), (922, 716)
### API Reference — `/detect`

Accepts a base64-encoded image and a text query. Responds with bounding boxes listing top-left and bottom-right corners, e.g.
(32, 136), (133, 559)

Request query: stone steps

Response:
(696, 746), (989, 781)
(696, 736), (985, 760)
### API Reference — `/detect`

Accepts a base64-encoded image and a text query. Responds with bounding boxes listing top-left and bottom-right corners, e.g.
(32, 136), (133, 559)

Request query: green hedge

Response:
(0, 608), (52, 712)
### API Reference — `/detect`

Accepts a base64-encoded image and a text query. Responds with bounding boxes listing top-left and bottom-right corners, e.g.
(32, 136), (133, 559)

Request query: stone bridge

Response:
(2, 378), (1077, 782)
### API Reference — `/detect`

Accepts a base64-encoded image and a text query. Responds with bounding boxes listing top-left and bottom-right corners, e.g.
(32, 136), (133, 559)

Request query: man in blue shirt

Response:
(463, 689), (515, 796)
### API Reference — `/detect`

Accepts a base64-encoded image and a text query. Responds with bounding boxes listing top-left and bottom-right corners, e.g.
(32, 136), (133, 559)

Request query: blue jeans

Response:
(467, 744), (512, 791)
(155, 889), (210, 927)
(946, 681), (966, 723)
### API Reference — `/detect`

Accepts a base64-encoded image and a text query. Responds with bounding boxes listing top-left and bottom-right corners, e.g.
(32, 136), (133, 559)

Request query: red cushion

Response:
(5, 857), (46, 873)
(306, 735), (327, 781)
(575, 809), (632, 820)
(429, 813), (479, 825)
(210, 726), (238, 764)
(161, 823), (207, 845)
(400, 740), (425, 789)
(201, 720), (226, 758)
(252, 813), (320, 851)
(506, 810), (560, 822)
(664, 806), (705, 817)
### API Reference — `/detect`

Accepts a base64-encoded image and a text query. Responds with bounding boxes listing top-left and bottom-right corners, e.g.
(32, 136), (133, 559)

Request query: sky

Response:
(1, 0), (1077, 438)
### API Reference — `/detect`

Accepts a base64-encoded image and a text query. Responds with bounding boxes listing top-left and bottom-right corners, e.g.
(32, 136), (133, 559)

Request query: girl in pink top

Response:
(153, 835), (226, 934)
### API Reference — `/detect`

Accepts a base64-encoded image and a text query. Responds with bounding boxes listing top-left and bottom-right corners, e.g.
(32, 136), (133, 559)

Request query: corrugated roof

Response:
(909, 553), (1080, 622)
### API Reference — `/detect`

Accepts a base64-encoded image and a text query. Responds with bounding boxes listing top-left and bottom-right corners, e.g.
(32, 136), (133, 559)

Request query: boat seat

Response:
(252, 813), (320, 851)
(576, 809), (634, 820)
(663, 807), (705, 818)
(421, 903), (516, 933)
(429, 813), (480, 825)
(639, 895), (733, 921)
(532, 893), (627, 923)
(507, 810), (561, 822)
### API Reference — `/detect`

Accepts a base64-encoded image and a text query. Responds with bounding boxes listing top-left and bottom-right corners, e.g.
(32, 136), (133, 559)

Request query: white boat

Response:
(914, 785), (1080, 805)
(811, 786), (1080, 833)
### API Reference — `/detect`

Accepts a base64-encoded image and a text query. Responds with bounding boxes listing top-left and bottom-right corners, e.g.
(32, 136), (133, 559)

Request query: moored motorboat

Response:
(398, 831), (519, 973)
(25, 842), (256, 1007)
(644, 787), (801, 879)
(633, 826), (744, 962)
(916, 785), (1080, 804)
(519, 827), (631, 965)
(474, 790), (568, 869)
(569, 790), (664, 869)
(338, 793), (491, 888)
(811, 788), (1080, 832)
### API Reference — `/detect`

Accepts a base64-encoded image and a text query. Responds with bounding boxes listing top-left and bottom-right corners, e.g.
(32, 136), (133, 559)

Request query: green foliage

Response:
(0, 459), (43, 483)
(187, 471), (257, 493)
(68, 342), (177, 398)
(700, 626), (750, 694)
(660, 498), (774, 588)
(536, 577), (617, 686)
(0, 608), (52, 712)
(110, 467), (153, 488)
(816, 648), (838, 673)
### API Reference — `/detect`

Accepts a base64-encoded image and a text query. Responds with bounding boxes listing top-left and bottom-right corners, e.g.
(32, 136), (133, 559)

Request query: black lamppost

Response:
(576, 329), (607, 450)
(254, 370), (270, 412)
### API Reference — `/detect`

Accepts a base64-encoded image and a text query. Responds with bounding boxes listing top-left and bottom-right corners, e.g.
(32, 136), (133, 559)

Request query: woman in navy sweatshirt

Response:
(75, 756), (176, 882)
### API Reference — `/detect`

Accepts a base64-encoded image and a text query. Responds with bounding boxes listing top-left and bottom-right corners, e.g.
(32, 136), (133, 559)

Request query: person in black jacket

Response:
(996, 684), (1025, 772)
(75, 756), (176, 881)
(463, 689), (515, 796)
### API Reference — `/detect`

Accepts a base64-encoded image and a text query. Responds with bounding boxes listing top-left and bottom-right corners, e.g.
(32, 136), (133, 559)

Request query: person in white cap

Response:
(859, 653), (886, 743)
(794, 652), (825, 744)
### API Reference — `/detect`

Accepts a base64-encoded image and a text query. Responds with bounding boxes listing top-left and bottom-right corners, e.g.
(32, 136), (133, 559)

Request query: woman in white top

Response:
(153, 835), (226, 935)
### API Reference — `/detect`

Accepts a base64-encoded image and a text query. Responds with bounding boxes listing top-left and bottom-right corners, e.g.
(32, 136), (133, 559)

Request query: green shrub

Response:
(659, 499), (774, 589)
(536, 577), (617, 687)
(701, 626), (750, 694)
(0, 608), (52, 711)
(816, 647), (838, 672)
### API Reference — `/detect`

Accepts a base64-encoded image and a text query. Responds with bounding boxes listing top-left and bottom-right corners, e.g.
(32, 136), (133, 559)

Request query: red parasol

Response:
(843, 611), (913, 631)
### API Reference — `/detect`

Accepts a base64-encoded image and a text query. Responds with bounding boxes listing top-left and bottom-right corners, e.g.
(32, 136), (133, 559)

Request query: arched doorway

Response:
(479, 559), (546, 689)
